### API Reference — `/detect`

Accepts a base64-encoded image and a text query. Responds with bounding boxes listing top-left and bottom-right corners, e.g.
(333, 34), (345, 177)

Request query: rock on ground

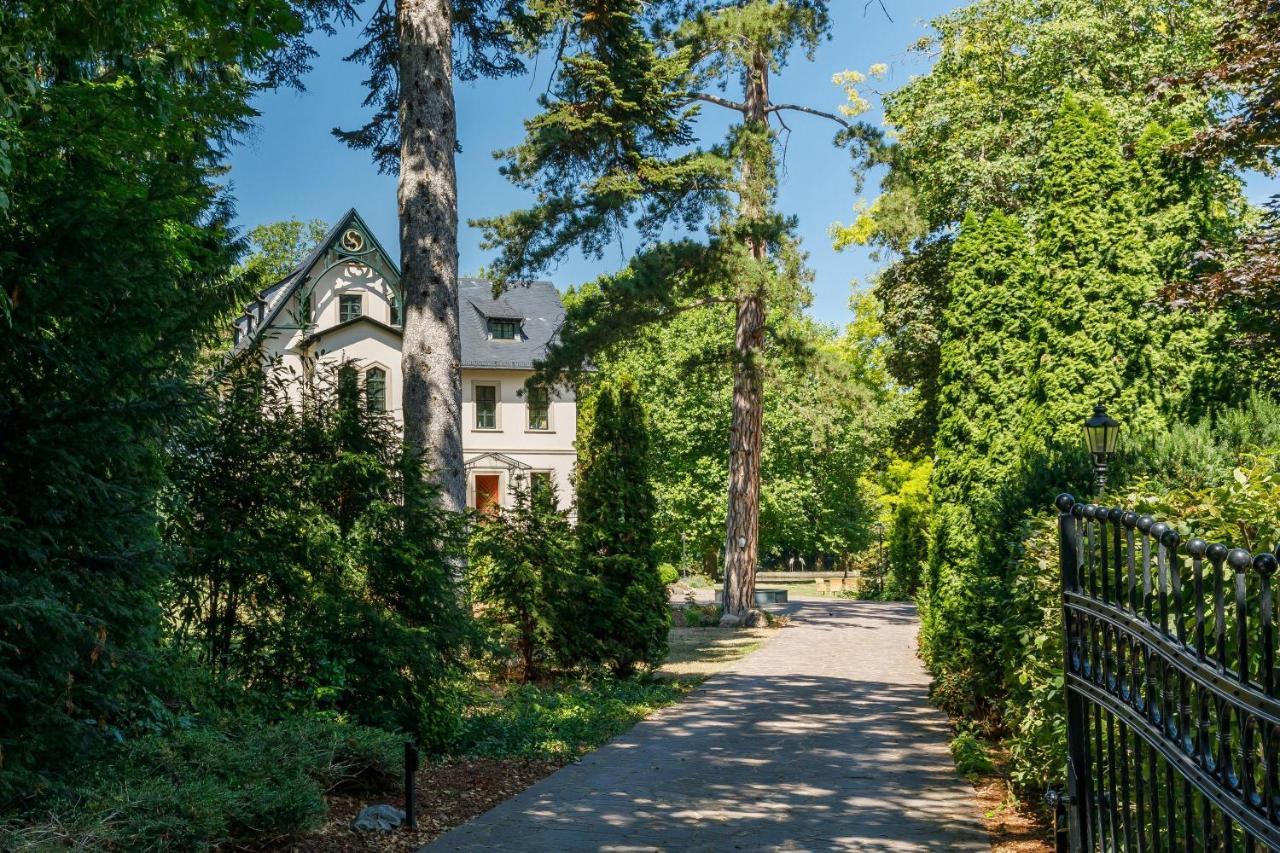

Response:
(353, 804), (405, 832)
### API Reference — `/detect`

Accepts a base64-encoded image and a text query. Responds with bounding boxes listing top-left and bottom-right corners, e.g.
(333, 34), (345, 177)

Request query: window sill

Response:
(473, 427), (502, 432)
(525, 429), (555, 434)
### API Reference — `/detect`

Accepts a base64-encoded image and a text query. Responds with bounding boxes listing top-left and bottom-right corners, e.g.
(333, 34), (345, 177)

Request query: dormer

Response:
(468, 296), (526, 342)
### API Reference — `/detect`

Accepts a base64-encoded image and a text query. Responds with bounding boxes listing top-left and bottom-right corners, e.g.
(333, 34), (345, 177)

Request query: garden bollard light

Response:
(404, 740), (419, 831)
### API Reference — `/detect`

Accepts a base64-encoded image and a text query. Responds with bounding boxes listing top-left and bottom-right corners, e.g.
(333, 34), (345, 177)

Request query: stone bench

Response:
(714, 587), (789, 605)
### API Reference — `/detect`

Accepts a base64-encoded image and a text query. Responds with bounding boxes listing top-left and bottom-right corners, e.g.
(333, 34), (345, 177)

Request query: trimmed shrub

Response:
(559, 384), (669, 675)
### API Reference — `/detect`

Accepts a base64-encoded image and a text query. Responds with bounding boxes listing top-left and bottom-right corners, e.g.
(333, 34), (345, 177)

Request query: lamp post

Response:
(1083, 403), (1120, 494)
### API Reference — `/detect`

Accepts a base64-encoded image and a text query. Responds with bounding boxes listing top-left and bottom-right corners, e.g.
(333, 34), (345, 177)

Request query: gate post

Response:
(1056, 493), (1091, 852)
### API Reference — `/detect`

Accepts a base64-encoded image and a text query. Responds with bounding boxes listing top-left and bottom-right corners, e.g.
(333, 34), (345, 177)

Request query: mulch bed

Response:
(972, 747), (1055, 853)
(278, 756), (563, 851)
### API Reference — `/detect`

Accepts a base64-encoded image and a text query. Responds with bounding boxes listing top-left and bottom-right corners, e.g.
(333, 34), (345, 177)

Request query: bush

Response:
(161, 362), (468, 748)
(0, 715), (401, 852)
(949, 730), (994, 781)
(561, 384), (669, 675)
(657, 562), (680, 585)
(470, 474), (574, 680)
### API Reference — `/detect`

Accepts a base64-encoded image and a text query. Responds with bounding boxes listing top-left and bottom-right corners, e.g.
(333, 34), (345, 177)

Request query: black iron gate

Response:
(1055, 492), (1280, 851)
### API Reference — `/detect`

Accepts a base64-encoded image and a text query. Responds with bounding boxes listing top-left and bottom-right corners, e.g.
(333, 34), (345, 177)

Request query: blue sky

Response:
(227, 1), (959, 328)
(227, 2), (1277, 329)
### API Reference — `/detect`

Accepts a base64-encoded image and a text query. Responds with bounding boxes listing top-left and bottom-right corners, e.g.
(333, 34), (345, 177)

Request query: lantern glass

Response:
(1083, 404), (1120, 457)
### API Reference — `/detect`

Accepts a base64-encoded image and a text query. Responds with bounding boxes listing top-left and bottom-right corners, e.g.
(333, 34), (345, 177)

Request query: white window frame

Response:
(339, 292), (363, 323)
(363, 362), (390, 413)
(526, 386), (554, 432)
(472, 380), (501, 431)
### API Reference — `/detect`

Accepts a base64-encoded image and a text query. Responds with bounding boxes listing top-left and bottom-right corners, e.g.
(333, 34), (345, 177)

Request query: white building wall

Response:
(251, 260), (577, 512)
(461, 369), (577, 511)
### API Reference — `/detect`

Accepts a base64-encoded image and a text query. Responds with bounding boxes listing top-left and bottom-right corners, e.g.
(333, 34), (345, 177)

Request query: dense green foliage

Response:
(878, 458), (931, 601)
(921, 91), (1240, 725)
(0, 716), (401, 852)
(470, 476), (574, 680)
(578, 305), (876, 571)
(566, 385), (670, 675)
(164, 363), (468, 745)
(835, 0), (1243, 448)
(1004, 397), (1280, 796)
(0, 0), (348, 793)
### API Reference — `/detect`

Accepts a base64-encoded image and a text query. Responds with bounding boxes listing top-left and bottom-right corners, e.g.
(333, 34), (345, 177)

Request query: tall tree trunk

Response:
(722, 51), (770, 616)
(397, 0), (466, 514)
(722, 295), (766, 615)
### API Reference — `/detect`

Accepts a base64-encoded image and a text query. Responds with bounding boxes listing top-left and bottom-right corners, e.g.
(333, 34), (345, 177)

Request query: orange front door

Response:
(474, 474), (500, 515)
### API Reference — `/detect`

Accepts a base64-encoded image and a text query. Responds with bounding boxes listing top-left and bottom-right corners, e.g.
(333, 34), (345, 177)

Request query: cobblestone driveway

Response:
(424, 599), (989, 852)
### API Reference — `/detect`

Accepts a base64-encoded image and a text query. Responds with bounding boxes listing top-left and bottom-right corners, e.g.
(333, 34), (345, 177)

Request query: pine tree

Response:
(0, 0), (342, 789)
(470, 474), (573, 681)
(477, 0), (881, 615)
(570, 384), (669, 676)
(335, 0), (544, 513)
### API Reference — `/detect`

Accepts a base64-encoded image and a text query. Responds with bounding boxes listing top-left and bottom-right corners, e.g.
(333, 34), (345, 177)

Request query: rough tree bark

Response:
(721, 51), (770, 616)
(397, 0), (466, 514)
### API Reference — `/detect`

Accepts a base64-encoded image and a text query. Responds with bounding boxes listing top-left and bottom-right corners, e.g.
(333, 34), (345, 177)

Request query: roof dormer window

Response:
(488, 318), (520, 340)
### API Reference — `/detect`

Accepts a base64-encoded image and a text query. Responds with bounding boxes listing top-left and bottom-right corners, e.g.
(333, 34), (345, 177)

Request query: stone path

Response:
(424, 599), (989, 852)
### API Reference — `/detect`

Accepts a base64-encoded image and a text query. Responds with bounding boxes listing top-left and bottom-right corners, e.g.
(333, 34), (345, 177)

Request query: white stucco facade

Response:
(237, 211), (577, 512)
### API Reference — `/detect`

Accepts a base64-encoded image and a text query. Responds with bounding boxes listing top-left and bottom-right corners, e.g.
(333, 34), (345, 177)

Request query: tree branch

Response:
(864, 0), (893, 22)
(686, 92), (747, 112)
(765, 103), (854, 129)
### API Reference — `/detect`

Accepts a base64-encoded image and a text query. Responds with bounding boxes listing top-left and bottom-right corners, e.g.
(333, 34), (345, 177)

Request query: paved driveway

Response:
(424, 599), (989, 852)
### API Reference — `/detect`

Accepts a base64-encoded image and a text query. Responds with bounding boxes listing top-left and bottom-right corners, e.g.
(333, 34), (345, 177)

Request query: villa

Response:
(231, 208), (577, 513)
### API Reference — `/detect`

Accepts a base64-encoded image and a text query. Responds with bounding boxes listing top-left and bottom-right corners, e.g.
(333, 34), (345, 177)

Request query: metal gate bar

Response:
(1055, 493), (1280, 851)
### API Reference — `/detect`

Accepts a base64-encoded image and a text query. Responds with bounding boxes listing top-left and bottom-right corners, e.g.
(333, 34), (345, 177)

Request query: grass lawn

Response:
(657, 626), (772, 678)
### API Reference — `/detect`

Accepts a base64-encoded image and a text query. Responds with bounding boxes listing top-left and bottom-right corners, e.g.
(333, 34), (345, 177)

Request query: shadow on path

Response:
(423, 599), (987, 852)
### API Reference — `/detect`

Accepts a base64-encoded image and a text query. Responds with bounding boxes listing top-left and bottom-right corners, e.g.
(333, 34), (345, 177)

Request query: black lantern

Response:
(1083, 403), (1120, 493)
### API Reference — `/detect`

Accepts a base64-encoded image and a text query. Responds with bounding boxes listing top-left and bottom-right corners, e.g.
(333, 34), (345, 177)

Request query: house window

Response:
(340, 294), (362, 323)
(475, 384), (497, 429)
(365, 367), (387, 413)
(527, 386), (550, 431)
(300, 292), (312, 325)
(488, 318), (519, 340)
(389, 293), (401, 326)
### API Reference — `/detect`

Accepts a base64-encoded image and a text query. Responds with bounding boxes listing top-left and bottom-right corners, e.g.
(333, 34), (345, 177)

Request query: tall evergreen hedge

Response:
(921, 94), (1238, 725)
(564, 383), (669, 676)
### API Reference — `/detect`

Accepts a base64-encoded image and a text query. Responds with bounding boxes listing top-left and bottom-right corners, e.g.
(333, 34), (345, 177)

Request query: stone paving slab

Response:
(423, 599), (989, 852)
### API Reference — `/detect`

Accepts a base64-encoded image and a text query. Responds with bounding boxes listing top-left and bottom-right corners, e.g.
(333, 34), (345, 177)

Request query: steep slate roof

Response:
(458, 278), (565, 369)
(234, 209), (565, 370)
